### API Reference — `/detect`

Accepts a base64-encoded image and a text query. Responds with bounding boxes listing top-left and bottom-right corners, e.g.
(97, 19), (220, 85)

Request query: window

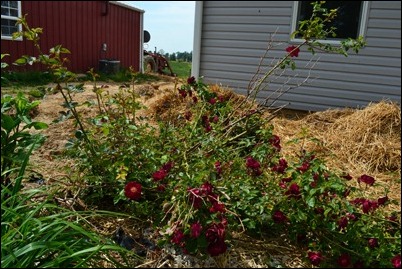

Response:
(1, 1), (22, 40)
(291, 1), (369, 44)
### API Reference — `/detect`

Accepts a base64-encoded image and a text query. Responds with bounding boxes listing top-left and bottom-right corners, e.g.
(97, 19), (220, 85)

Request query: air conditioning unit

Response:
(99, 59), (120, 74)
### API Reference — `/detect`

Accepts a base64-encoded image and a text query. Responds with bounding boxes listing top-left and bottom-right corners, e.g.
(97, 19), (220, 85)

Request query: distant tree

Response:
(176, 52), (184, 62)
(163, 51), (192, 62)
(175, 51), (192, 62)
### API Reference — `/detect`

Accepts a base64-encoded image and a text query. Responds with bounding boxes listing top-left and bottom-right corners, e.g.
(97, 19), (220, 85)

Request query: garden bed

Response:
(26, 76), (401, 268)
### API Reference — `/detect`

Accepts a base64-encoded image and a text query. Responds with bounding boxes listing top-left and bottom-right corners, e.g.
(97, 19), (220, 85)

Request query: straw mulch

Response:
(146, 84), (400, 178)
(145, 83), (248, 126)
(271, 101), (401, 212)
(272, 101), (401, 172)
(145, 84), (401, 212)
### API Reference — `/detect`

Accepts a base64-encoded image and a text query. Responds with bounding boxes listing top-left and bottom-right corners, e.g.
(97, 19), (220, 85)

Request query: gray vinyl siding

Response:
(198, 1), (401, 111)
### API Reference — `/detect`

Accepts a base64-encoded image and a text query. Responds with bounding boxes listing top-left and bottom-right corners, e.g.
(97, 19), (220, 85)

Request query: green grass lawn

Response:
(1, 60), (191, 89)
(169, 61), (191, 79)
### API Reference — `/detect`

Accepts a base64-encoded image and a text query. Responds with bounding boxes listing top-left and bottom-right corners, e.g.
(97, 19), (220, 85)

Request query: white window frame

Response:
(1, 1), (22, 41)
(290, 1), (369, 45)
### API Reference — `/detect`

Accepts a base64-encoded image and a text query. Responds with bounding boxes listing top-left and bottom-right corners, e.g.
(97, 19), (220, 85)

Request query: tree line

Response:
(155, 49), (192, 62)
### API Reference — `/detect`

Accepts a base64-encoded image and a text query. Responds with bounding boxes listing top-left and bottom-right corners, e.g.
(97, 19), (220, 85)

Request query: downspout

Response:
(192, 1), (203, 78)
(139, 11), (144, 73)
(102, 1), (109, 16)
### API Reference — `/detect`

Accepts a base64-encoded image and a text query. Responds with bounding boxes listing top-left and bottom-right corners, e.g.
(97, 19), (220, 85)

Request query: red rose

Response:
(338, 253), (351, 267)
(272, 158), (288, 174)
(246, 156), (260, 169)
(162, 161), (174, 172)
(215, 161), (222, 175)
(297, 161), (310, 173)
(341, 173), (353, 180)
(269, 135), (281, 151)
(188, 187), (203, 209)
(178, 88), (187, 98)
(392, 254), (401, 268)
(208, 97), (216, 105)
(201, 181), (214, 195)
(184, 111), (192, 121)
(171, 229), (185, 245)
(124, 182), (142, 200)
(378, 196), (389, 206)
(209, 202), (225, 213)
(152, 168), (167, 181)
(358, 174), (375, 186)
(286, 45), (300, 57)
(308, 251), (323, 266)
(205, 222), (225, 243)
(190, 222), (203, 238)
(368, 238), (379, 248)
(337, 216), (349, 231)
(272, 210), (288, 223)
(187, 76), (196, 85)
(285, 183), (301, 199)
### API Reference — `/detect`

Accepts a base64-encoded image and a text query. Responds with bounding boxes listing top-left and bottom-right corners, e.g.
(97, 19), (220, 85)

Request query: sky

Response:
(118, 1), (195, 54)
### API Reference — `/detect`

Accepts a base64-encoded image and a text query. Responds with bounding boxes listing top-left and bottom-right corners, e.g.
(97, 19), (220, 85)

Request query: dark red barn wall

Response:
(1, 1), (143, 73)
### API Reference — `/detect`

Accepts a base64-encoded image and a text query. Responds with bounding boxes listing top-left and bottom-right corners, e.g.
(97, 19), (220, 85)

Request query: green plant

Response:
(1, 70), (54, 87)
(1, 91), (48, 187)
(1, 17), (142, 269)
(1, 182), (139, 268)
(0, 90), (136, 269)
(83, 68), (161, 84)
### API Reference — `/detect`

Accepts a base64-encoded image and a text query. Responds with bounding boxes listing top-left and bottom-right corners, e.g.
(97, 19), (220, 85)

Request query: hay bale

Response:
(320, 101), (401, 173)
(146, 88), (190, 125)
(272, 100), (401, 174)
(146, 84), (250, 126)
(147, 83), (401, 175)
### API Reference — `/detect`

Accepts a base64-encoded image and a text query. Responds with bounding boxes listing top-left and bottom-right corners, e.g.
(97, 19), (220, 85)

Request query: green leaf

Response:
(197, 235), (208, 248)
(13, 57), (28, 65)
(297, 210), (307, 221)
(1, 114), (16, 132)
(309, 188), (318, 196)
(307, 196), (316, 207)
(62, 101), (78, 109)
(1, 53), (10, 59)
(30, 122), (49, 130)
(60, 47), (71, 54)
(101, 125), (110, 136)
(185, 237), (198, 254)
(21, 115), (32, 125)
(75, 130), (84, 139)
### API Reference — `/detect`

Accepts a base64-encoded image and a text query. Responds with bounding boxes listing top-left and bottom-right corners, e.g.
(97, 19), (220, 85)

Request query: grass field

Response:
(169, 60), (192, 79)
(2, 60), (192, 88)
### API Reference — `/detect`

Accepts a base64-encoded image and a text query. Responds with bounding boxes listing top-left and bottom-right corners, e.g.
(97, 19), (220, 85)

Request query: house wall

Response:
(195, 1), (401, 111)
(1, 1), (143, 73)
